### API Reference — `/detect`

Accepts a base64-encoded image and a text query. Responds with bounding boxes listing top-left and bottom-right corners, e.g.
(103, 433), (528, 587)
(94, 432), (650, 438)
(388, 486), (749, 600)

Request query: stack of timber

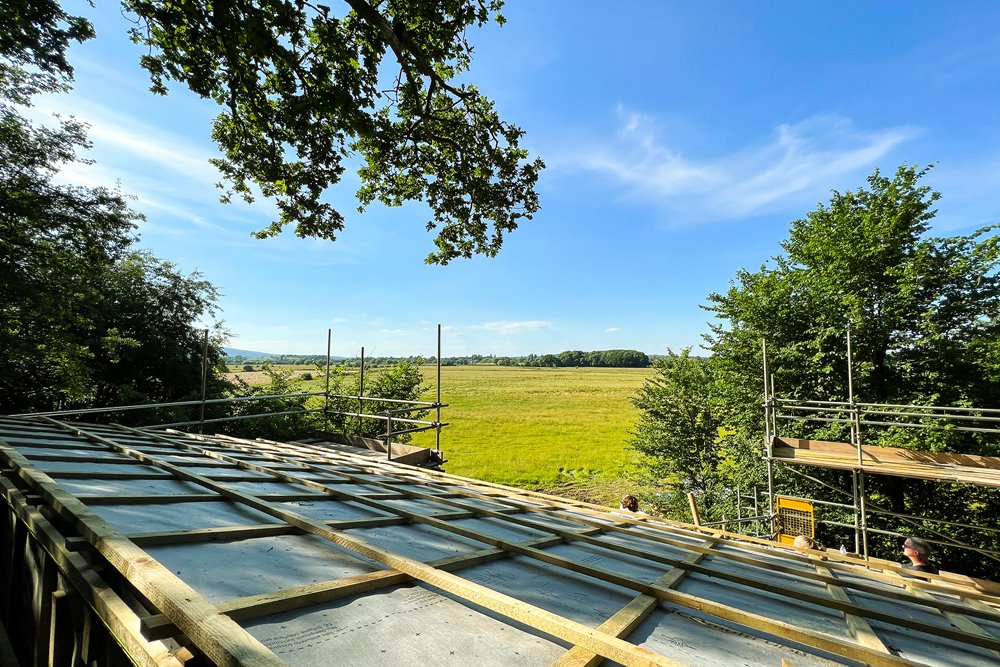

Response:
(771, 437), (1000, 487)
(2, 417), (1000, 666)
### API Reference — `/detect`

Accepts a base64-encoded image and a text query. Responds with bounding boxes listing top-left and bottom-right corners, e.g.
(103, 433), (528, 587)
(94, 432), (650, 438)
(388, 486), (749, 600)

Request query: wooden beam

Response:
(129, 523), (301, 546)
(143, 528), (606, 640)
(46, 470), (172, 480)
(54, 422), (685, 667)
(188, 430), (1000, 627)
(551, 538), (719, 667)
(905, 584), (1000, 663)
(0, 475), (186, 667)
(2, 441), (285, 667)
(380, 459), (1000, 601)
(686, 492), (701, 526)
(118, 428), (955, 664)
(815, 564), (888, 655)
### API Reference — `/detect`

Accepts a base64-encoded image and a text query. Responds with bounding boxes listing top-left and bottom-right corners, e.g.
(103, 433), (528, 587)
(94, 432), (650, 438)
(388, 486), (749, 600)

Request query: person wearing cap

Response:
(901, 537), (939, 574)
(619, 494), (641, 513)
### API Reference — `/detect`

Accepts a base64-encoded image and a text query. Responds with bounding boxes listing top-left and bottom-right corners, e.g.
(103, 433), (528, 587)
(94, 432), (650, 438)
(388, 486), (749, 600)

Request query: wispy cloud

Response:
(30, 97), (219, 182)
(25, 96), (284, 234)
(472, 320), (554, 334)
(605, 327), (622, 333)
(575, 108), (916, 222)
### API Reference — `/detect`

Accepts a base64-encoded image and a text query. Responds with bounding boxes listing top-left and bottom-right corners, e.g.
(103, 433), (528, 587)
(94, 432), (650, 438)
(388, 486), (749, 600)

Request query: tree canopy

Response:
(630, 165), (1000, 577)
(1, 4), (229, 415)
(10, 0), (543, 264)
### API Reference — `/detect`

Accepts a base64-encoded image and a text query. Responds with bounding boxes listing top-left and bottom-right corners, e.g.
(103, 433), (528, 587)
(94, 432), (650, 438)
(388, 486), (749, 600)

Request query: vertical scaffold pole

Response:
(199, 328), (209, 434)
(358, 347), (365, 436)
(763, 340), (776, 539)
(847, 326), (867, 557)
(847, 326), (862, 467)
(435, 324), (442, 455)
(860, 469), (870, 559)
(324, 329), (332, 422)
(852, 470), (861, 555)
(385, 412), (393, 461)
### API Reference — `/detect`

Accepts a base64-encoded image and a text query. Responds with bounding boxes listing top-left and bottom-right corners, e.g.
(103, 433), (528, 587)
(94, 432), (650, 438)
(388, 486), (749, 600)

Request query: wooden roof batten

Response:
(0, 415), (997, 666)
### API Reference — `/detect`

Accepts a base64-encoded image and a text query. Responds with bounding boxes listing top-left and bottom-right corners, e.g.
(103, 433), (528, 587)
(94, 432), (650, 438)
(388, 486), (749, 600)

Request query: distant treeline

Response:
(228, 349), (651, 368)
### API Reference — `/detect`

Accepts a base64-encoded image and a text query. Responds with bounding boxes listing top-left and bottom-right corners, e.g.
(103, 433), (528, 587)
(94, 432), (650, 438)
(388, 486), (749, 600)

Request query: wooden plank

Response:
(774, 437), (1000, 471)
(55, 422), (684, 667)
(372, 457), (1000, 600)
(188, 430), (1000, 627)
(905, 585), (1000, 662)
(46, 470), (172, 480)
(2, 442), (285, 667)
(551, 538), (718, 667)
(79, 494), (223, 505)
(21, 453), (228, 466)
(207, 432), (1000, 656)
(0, 476), (185, 667)
(128, 507), (516, 547)
(143, 528), (601, 639)
(32, 547), (57, 667)
(129, 523), (300, 546)
(815, 564), (888, 655)
(119, 428), (944, 664)
(255, 430), (1000, 602)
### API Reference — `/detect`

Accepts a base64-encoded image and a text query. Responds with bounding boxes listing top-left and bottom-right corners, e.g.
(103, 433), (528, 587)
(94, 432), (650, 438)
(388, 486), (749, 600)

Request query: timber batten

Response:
(1, 416), (999, 666)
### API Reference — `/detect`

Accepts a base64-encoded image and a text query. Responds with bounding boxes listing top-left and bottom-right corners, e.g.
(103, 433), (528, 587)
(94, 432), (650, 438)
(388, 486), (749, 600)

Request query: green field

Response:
(409, 366), (653, 499)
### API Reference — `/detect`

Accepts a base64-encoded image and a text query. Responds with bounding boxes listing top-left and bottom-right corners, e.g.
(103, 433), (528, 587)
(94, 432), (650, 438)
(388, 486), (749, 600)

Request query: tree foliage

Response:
(631, 165), (1000, 577)
(630, 350), (726, 517)
(1, 5), (229, 416)
(116, 0), (542, 263)
(6, 1), (542, 263)
(325, 359), (428, 441)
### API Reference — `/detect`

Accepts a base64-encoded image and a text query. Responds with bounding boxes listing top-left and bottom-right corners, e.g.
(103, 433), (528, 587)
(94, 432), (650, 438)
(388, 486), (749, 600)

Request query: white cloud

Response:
(471, 320), (554, 334)
(25, 96), (285, 235)
(575, 109), (916, 221)
(30, 98), (219, 182)
(605, 327), (623, 333)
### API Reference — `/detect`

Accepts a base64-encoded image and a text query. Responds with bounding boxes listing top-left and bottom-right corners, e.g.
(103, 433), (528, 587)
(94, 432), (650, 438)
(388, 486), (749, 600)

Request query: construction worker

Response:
(619, 494), (640, 513)
(901, 537), (939, 574)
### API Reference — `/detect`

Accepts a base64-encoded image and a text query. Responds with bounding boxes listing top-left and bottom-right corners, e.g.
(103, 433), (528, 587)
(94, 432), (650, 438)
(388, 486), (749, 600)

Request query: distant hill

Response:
(223, 347), (280, 359)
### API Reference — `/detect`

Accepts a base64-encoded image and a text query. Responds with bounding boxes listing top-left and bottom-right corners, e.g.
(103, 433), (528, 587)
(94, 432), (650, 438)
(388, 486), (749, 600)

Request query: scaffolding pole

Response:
(324, 329), (332, 421)
(436, 324), (442, 455)
(762, 340), (775, 538)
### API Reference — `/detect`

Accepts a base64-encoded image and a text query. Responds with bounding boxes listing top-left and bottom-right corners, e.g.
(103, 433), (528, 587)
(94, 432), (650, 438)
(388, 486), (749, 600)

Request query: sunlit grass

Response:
(410, 366), (652, 494)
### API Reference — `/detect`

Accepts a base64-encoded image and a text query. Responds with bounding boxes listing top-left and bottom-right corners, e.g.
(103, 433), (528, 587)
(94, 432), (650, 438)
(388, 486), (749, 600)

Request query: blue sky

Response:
(37, 2), (1000, 357)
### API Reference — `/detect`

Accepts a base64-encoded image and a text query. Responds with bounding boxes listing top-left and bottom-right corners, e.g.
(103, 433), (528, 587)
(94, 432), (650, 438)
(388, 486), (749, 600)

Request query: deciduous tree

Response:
(1, 9), (229, 415)
(631, 165), (1000, 576)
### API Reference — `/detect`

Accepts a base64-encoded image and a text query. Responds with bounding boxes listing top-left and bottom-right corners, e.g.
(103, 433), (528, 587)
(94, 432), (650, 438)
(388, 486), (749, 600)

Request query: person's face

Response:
(902, 539), (916, 557)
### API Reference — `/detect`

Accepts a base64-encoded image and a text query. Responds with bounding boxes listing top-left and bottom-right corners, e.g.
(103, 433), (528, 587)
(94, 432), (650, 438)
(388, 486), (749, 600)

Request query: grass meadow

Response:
(409, 366), (653, 502)
(241, 364), (654, 505)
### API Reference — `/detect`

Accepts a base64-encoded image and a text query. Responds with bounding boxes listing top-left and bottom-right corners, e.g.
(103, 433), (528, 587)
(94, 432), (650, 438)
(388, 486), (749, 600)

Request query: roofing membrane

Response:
(2, 415), (1000, 666)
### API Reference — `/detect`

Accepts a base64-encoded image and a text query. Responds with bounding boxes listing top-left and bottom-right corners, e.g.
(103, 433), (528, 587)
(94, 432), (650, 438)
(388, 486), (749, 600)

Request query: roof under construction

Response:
(3, 415), (1000, 666)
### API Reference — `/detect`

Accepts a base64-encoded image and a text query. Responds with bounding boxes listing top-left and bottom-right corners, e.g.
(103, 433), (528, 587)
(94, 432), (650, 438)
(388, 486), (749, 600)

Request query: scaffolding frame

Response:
(762, 331), (1000, 563)
(12, 325), (449, 463)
